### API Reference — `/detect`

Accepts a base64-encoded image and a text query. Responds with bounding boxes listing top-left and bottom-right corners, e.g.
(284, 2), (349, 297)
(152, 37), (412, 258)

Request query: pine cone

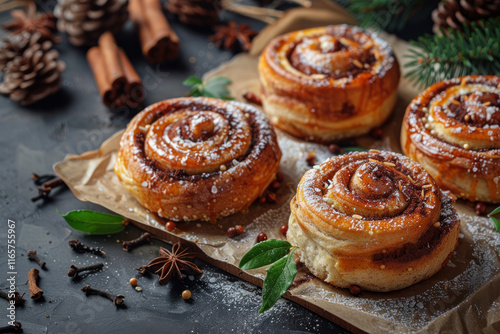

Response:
(54, 0), (128, 46)
(3, 3), (60, 44)
(0, 32), (29, 71)
(0, 33), (66, 105)
(432, 0), (500, 34)
(166, 0), (221, 26)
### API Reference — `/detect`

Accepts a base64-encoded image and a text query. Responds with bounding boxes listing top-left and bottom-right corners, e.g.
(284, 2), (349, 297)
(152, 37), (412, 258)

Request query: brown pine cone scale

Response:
(54, 0), (129, 46)
(432, 0), (500, 34)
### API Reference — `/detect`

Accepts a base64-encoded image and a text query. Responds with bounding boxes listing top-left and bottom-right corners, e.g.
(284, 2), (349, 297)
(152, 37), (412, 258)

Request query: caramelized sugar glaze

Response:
(402, 75), (500, 203)
(288, 151), (460, 292)
(259, 25), (400, 142)
(115, 97), (281, 222)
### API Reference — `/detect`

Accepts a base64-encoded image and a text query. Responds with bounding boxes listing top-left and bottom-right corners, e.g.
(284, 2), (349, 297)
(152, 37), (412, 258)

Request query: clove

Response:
(32, 173), (56, 185)
(122, 232), (152, 252)
(0, 321), (22, 333)
(67, 263), (104, 277)
(27, 250), (46, 269)
(0, 290), (25, 306)
(136, 266), (148, 275)
(31, 176), (66, 202)
(81, 285), (125, 307)
(28, 268), (43, 300)
(68, 240), (106, 256)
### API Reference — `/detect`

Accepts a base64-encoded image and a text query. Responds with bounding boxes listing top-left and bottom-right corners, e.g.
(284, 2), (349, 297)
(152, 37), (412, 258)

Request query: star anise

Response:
(143, 243), (203, 285)
(3, 3), (60, 44)
(209, 21), (257, 52)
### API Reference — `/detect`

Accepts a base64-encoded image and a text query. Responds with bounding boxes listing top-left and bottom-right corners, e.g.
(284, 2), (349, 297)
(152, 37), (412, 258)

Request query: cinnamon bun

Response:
(287, 151), (460, 292)
(115, 97), (282, 222)
(259, 25), (400, 142)
(401, 75), (500, 203)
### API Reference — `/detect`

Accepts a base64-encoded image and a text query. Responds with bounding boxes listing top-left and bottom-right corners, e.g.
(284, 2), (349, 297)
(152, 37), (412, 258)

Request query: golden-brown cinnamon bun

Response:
(401, 75), (500, 203)
(287, 151), (460, 292)
(115, 97), (282, 222)
(259, 25), (400, 142)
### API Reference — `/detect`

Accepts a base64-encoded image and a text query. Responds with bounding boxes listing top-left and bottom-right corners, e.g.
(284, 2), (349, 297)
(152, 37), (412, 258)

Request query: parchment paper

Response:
(54, 4), (500, 334)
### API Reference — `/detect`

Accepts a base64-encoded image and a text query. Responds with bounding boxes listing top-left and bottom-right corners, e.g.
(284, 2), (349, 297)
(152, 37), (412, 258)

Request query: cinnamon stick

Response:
(129, 0), (180, 64)
(87, 32), (144, 109)
(28, 268), (43, 300)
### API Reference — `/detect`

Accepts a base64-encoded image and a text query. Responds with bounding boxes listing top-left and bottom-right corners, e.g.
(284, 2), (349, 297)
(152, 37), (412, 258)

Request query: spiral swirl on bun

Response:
(115, 97), (281, 222)
(259, 25), (400, 142)
(401, 75), (500, 203)
(287, 151), (460, 292)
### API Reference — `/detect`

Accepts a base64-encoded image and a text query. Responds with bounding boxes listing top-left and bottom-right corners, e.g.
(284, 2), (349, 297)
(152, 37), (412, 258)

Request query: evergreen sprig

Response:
(405, 19), (500, 89)
(345, 0), (419, 32)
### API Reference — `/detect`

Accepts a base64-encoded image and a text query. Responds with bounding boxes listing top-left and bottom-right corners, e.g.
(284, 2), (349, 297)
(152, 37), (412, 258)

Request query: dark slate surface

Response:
(0, 4), (352, 334)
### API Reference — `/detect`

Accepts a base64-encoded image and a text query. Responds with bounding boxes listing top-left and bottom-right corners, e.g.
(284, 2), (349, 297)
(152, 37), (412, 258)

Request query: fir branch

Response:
(405, 19), (500, 89)
(345, 0), (420, 32)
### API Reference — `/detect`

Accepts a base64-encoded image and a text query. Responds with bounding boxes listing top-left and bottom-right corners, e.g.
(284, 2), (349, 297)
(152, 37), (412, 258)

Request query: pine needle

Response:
(346, 0), (421, 32)
(405, 19), (500, 89)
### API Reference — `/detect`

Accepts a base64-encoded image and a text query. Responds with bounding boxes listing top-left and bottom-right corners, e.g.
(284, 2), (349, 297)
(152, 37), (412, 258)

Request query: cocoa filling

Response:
(287, 37), (377, 78)
(372, 200), (457, 264)
(132, 106), (262, 182)
(446, 92), (500, 127)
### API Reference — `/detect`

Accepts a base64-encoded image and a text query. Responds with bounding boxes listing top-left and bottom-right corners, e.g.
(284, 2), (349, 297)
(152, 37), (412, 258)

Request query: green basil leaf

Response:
(342, 146), (369, 153)
(489, 205), (500, 216)
(204, 77), (232, 99)
(189, 85), (203, 97)
(491, 217), (500, 232)
(239, 239), (292, 270)
(58, 209), (126, 235)
(259, 247), (297, 313)
(183, 76), (203, 86)
(184, 75), (233, 100)
(201, 88), (218, 98)
(206, 76), (231, 86)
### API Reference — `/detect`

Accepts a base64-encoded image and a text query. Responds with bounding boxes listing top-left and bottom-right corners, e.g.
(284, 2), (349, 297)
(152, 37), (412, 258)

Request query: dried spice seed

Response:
(0, 321), (22, 333)
(67, 263), (104, 277)
(210, 21), (257, 52)
(258, 196), (267, 204)
(306, 152), (316, 166)
(280, 225), (288, 235)
(142, 243), (202, 285)
(243, 91), (262, 106)
(27, 250), (46, 269)
(166, 221), (176, 232)
(271, 181), (281, 189)
(0, 290), (25, 306)
(235, 225), (243, 235)
(475, 202), (487, 216)
(369, 128), (383, 139)
(227, 227), (238, 238)
(182, 290), (192, 300)
(81, 285), (125, 307)
(28, 268), (43, 300)
(69, 239), (105, 256)
(349, 285), (362, 296)
(129, 278), (138, 287)
(266, 192), (277, 204)
(258, 233), (268, 242)
(328, 144), (343, 154)
(122, 232), (152, 251)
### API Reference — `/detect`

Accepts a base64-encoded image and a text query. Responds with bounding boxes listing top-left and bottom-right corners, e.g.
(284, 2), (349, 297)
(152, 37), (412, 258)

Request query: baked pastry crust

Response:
(115, 97), (282, 222)
(287, 151), (460, 292)
(259, 25), (400, 142)
(401, 75), (500, 203)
